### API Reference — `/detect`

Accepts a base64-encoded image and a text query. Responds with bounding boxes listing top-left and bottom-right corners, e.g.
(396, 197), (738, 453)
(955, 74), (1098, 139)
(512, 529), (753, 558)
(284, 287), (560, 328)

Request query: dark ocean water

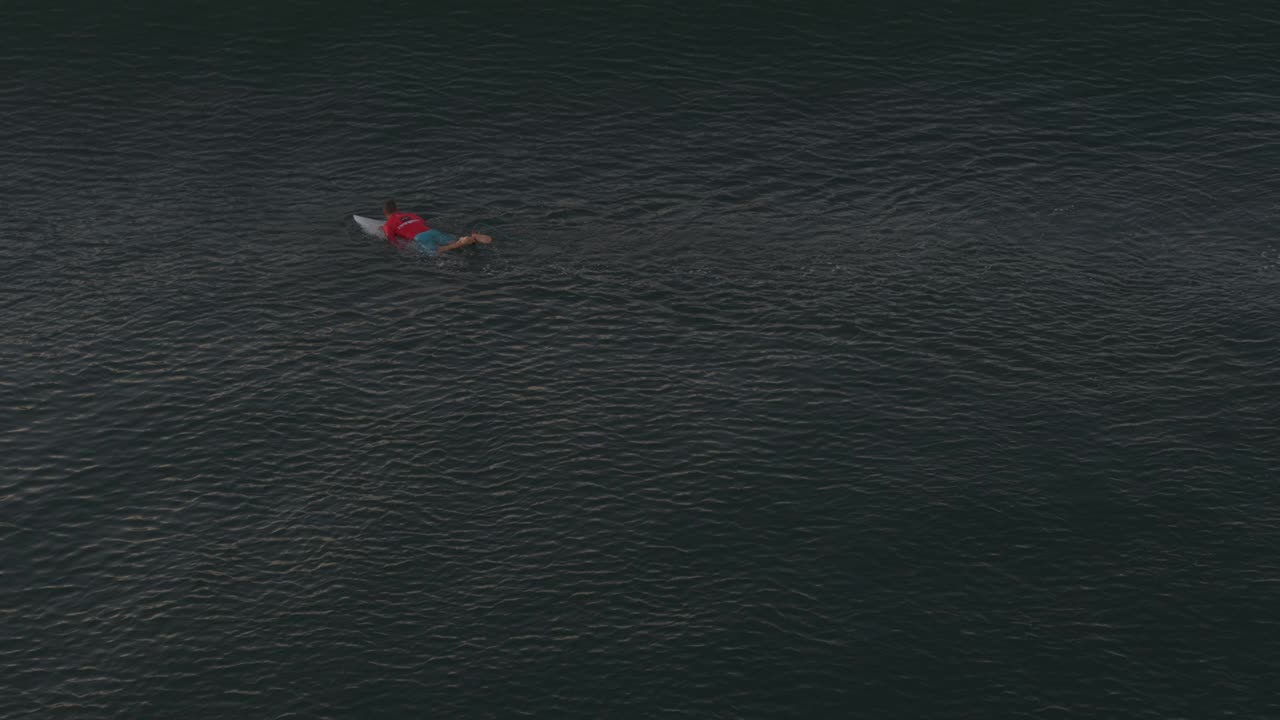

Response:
(4, 1), (1280, 717)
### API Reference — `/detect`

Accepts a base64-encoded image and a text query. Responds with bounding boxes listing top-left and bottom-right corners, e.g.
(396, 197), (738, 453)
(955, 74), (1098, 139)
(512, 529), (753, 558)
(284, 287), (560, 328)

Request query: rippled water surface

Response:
(4, 1), (1280, 717)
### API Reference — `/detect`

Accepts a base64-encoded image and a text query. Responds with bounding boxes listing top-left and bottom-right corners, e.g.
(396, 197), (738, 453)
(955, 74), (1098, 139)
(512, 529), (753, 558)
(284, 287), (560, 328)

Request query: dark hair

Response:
(383, 199), (398, 214)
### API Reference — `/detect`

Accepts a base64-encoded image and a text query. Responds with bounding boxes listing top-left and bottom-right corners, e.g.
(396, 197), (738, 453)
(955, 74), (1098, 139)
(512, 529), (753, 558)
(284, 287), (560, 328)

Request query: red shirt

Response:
(382, 212), (429, 246)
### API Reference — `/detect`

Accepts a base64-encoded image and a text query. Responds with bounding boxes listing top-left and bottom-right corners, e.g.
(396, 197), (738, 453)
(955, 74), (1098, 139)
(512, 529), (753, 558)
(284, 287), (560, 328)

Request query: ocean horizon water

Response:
(3, 2), (1279, 717)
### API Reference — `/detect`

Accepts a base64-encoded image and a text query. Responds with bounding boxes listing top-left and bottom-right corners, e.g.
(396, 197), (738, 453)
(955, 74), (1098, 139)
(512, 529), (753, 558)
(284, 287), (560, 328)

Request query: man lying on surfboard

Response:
(380, 199), (493, 255)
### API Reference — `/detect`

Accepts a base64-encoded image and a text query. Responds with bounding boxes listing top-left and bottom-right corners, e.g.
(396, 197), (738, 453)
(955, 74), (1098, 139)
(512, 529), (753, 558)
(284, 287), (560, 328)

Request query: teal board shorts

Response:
(413, 229), (456, 255)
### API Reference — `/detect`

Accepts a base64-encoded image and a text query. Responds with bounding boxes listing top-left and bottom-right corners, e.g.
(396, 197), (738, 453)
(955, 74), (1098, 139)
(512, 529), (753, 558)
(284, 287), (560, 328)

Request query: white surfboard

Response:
(353, 215), (384, 237)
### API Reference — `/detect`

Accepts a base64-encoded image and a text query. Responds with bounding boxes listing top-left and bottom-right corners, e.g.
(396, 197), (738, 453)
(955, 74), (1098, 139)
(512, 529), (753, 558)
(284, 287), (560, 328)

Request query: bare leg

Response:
(434, 232), (493, 255)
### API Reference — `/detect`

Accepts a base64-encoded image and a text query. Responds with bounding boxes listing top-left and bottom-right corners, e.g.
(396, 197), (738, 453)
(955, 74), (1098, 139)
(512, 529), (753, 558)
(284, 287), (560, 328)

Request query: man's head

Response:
(383, 199), (398, 217)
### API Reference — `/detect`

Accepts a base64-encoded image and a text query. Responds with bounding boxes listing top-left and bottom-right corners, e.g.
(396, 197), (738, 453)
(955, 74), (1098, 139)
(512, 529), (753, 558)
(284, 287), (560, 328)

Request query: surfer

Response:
(380, 199), (493, 255)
